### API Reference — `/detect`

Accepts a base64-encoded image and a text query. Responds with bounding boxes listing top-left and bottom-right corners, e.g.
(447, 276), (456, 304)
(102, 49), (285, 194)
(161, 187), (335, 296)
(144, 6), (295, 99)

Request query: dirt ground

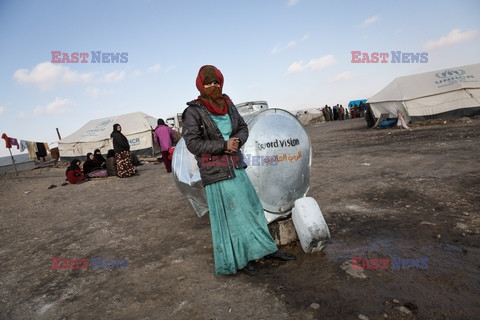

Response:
(1, 117), (479, 320)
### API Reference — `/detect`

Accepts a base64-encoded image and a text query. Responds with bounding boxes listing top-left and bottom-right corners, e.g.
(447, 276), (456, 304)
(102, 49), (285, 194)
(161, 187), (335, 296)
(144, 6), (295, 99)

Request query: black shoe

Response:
(265, 250), (296, 261)
(242, 261), (258, 276)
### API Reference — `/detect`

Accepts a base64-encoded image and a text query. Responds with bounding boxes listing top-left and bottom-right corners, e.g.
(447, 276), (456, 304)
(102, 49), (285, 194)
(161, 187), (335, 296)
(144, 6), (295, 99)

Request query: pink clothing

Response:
(153, 125), (175, 152)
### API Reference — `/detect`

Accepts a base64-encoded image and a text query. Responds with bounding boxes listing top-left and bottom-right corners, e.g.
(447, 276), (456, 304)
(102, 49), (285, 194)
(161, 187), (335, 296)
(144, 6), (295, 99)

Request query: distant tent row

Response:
(58, 112), (160, 160)
(367, 63), (480, 122)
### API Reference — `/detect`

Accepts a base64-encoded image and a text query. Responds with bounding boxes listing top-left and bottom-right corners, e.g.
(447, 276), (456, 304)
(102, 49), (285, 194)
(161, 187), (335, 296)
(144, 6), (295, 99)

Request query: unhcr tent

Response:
(58, 112), (160, 160)
(367, 63), (480, 122)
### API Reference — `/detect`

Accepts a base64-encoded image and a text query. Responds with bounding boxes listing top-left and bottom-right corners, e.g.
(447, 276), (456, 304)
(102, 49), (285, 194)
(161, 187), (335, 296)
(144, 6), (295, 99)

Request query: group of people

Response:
(322, 102), (367, 121)
(65, 149), (118, 184)
(65, 123), (141, 184)
(65, 119), (177, 184)
(322, 104), (347, 121)
(349, 102), (367, 119)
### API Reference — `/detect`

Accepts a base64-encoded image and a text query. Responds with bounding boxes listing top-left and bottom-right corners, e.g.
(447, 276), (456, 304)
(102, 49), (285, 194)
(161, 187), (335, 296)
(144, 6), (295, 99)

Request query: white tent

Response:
(367, 63), (480, 122)
(58, 112), (160, 159)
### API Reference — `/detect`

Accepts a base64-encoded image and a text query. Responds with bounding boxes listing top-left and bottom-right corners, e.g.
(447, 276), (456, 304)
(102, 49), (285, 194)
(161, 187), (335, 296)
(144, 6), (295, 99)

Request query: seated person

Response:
(131, 152), (142, 166)
(106, 149), (117, 176)
(65, 159), (87, 184)
(93, 149), (107, 169)
(83, 152), (108, 178)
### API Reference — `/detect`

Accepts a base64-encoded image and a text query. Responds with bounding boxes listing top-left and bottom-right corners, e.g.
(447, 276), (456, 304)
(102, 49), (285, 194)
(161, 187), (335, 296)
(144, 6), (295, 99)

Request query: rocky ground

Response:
(1, 117), (479, 320)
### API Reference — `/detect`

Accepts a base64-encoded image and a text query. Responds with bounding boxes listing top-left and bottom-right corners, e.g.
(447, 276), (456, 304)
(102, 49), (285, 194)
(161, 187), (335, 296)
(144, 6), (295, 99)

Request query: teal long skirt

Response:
(205, 167), (278, 275)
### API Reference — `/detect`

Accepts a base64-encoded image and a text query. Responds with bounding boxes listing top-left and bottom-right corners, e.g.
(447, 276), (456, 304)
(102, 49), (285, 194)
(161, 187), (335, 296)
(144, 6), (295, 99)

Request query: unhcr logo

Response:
(435, 69), (466, 78)
(95, 119), (114, 129)
(435, 68), (475, 87)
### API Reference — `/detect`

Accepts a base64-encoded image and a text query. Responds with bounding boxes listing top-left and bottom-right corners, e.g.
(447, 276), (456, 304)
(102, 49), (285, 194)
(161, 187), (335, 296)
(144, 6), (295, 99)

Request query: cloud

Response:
(329, 71), (354, 83)
(305, 55), (336, 70)
(423, 28), (480, 50)
(147, 64), (162, 73)
(287, 55), (336, 74)
(86, 86), (114, 98)
(13, 62), (127, 90)
(0, 106), (5, 116)
(33, 97), (72, 115)
(287, 61), (305, 74)
(103, 70), (125, 82)
(271, 34), (309, 54)
(360, 15), (380, 27)
(13, 62), (94, 91)
(287, 0), (300, 6)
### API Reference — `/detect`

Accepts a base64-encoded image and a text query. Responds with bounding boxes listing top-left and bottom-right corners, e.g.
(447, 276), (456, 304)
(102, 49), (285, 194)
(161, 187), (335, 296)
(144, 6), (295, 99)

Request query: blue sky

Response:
(1, 0), (479, 158)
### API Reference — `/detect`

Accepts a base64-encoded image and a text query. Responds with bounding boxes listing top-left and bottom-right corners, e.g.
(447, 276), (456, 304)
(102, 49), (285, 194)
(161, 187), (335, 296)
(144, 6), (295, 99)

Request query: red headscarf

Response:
(195, 65), (231, 116)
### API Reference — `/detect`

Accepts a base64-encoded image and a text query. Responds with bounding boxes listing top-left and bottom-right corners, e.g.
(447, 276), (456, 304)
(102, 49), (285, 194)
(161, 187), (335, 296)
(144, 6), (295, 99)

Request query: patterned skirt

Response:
(115, 150), (135, 178)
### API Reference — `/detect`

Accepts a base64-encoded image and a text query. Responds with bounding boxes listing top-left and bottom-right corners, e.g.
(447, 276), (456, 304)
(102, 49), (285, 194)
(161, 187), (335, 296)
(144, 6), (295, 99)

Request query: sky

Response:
(0, 0), (479, 158)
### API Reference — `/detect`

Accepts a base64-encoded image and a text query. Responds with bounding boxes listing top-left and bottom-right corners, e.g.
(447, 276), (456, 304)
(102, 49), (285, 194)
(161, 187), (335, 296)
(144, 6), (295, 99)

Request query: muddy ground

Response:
(1, 117), (479, 320)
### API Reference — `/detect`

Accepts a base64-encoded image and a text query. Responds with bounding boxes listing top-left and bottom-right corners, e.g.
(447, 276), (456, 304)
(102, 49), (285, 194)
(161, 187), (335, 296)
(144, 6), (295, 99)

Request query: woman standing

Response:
(182, 65), (295, 276)
(110, 124), (136, 178)
(153, 118), (176, 173)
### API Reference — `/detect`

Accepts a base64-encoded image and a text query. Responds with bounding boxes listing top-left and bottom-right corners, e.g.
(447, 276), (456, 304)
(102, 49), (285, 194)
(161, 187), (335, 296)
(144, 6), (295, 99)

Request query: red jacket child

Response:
(65, 159), (87, 184)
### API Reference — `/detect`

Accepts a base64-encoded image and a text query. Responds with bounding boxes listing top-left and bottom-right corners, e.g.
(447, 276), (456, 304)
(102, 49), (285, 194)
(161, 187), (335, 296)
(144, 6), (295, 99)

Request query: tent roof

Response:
(60, 111), (157, 143)
(367, 63), (480, 103)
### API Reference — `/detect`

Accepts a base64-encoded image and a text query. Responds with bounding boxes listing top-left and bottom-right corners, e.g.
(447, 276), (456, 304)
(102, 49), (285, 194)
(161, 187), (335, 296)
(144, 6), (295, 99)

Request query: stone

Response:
(358, 314), (369, 320)
(341, 260), (367, 279)
(396, 306), (412, 315)
(268, 218), (298, 246)
(456, 223), (468, 230)
(310, 303), (320, 310)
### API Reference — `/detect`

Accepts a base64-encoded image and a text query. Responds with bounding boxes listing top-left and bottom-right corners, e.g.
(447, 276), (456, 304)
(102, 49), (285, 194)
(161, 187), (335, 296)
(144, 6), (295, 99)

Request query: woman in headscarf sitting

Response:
(65, 159), (87, 184)
(110, 123), (136, 178)
(83, 152), (108, 178)
(93, 149), (107, 169)
(106, 149), (117, 176)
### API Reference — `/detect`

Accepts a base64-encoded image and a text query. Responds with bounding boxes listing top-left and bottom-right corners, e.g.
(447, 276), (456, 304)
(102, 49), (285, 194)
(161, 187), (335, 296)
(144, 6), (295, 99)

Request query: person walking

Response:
(153, 118), (176, 173)
(182, 65), (295, 276)
(110, 124), (136, 178)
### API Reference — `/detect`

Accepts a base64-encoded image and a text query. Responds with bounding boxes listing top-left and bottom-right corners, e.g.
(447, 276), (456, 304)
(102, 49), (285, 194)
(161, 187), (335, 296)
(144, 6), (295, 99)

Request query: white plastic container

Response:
(292, 197), (330, 253)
